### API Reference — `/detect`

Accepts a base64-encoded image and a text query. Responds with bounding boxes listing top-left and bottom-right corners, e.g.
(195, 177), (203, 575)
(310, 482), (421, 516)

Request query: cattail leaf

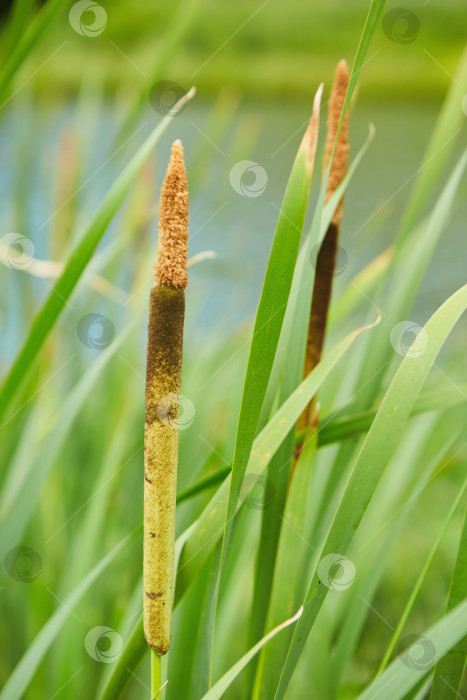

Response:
(317, 382), (467, 446)
(319, 123), (375, 244)
(99, 617), (147, 700)
(176, 322), (373, 602)
(2, 0), (35, 62)
(356, 600), (467, 700)
(190, 543), (222, 697)
(253, 434), (318, 698)
(116, 0), (202, 141)
(377, 474), (467, 674)
(0, 0), (69, 106)
(328, 247), (393, 328)
(217, 85), (322, 584)
(330, 423), (464, 693)
(338, 146), (467, 418)
(274, 283), (467, 699)
(176, 466), (232, 504)
(397, 46), (467, 243)
(246, 4), (383, 680)
(52, 395), (143, 687)
(261, 122), (378, 430)
(221, 91), (323, 674)
(0, 320), (136, 562)
(98, 524), (194, 699)
(0, 528), (139, 700)
(250, 125), (376, 598)
(430, 507), (467, 699)
(0, 90), (195, 425)
(200, 608), (303, 700)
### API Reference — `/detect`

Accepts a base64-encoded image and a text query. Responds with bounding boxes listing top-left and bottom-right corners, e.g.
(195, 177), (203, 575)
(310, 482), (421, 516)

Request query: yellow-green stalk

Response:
(144, 140), (188, 655)
(299, 60), (350, 432)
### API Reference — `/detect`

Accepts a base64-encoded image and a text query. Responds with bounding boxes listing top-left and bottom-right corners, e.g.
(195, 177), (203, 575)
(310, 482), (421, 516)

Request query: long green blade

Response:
(430, 507), (467, 698)
(275, 283), (467, 698)
(378, 475), (467, 673)
(176, 323), (372, 602)
(396, 47), (467, 243)
(357, 600), (467, 700)
(218, 95), (320, 577)
(0, 321), (135, 561)
(0, 529), (138, 700)
(201, 608), (303, 700)
(0, 0), (68, 106)
(0, 90), (194, 424)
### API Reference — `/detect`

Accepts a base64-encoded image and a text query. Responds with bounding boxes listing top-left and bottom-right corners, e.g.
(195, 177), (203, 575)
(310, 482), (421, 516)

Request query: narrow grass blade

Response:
(99, 617), (147, 700)
(319, 123), (375, 243)
(190, 544), (222, 698)
(263, 0), (385, 427)
(378, 475), (467, 674)
(0, 529), (138, 700)
(116, 0), (202, 141)
(177, 466), (232, 504)
(396, 47), (467, 243)
(350, 147), (467, 411)
(329, 414), (465, 692)
(0, 321), (136, 561)
(176, 321), (374, 602)
(275, 283), (467, 698)
(2, 0), (35, 62)
(201, 608), (303, 700)
(0, 89), (194, 424)
(218, 86), (322, 578)
(97, 525), (194, 699)
(329, 246), (393, 328)
(0, 0), (69, 107)
(247, 114), (374, 676)
(253, 435), (318, 698)
(244, 2), (385, 683)
(317, 383), (467, 446)
(357, 600), (467, 700)
(430, 507), (467, 698)
(263, 123), (377, 430)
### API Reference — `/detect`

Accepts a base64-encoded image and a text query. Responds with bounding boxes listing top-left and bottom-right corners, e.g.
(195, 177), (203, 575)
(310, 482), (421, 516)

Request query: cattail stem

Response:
(150, 649), (162, 697)
(297, 60), (350, 436)
(144, 140), (189, 656)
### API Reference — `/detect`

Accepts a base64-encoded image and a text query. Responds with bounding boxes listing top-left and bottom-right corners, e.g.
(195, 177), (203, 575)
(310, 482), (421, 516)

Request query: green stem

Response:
(151, 649), (162, 698)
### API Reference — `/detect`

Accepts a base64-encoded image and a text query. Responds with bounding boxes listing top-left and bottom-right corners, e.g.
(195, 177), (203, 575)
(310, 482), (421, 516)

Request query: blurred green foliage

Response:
(1, 0), (466, 99)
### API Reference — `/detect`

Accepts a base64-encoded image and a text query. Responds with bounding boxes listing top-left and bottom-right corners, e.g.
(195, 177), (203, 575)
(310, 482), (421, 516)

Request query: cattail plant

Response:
(144, 140), (189, 662)
(299, 60), (350, 432)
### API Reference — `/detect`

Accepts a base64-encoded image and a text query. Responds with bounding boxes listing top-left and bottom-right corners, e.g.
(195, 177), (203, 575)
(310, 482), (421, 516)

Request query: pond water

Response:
(1, 95), (465, 353)
(171, 97), (465, 341)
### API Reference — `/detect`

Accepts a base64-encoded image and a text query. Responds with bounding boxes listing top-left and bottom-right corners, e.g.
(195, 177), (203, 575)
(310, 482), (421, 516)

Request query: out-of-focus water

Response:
(181, 97), (466, 340)
(1, 96), (465, 355)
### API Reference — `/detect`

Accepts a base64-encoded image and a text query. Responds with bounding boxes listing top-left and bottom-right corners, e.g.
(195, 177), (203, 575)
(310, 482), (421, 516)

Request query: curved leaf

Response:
(0, 528), (139, 700)
(275, 283), (467, 698)
(0, 88), (195, 424)
(357, 600), (467, 700)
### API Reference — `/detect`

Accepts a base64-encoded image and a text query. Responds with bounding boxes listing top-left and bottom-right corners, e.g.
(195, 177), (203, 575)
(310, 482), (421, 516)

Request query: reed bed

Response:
(1, 1), (467, 699)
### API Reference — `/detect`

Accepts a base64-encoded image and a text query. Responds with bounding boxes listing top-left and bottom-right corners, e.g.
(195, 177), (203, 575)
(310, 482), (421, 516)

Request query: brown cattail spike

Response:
(323, 60), (350, 225)
(154, 140), (189, 288)
(144, 140), (189, 655)
(295, 61), (351, 451)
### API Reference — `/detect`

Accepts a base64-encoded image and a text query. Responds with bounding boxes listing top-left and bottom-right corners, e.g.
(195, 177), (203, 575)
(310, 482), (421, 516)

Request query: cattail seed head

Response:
(144, 140), (189, 655)
(323, 60), (350, 224)
(154, 140), (189, 289)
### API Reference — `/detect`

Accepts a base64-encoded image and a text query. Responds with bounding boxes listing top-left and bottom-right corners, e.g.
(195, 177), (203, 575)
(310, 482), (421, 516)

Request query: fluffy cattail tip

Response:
(154, 140), (189, 289)
(324, 60), (350, 224)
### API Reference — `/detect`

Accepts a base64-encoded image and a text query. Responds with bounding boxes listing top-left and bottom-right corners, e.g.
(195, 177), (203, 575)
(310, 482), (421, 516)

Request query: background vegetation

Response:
(0, 0), (466, 698)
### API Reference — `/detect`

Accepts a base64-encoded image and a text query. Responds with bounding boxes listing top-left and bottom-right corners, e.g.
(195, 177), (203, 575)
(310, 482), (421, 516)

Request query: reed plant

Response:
(1, 0), (467, 699)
